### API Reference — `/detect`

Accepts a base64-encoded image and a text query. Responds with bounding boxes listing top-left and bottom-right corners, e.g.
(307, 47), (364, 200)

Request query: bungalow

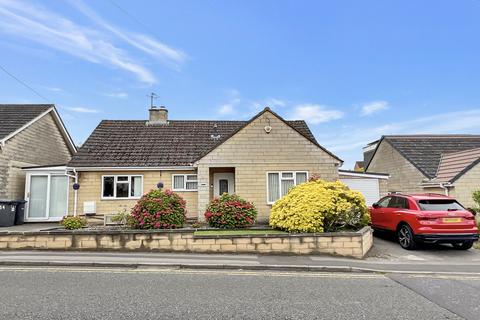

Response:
(63, 106), (343, 222)
(365, 135), (480, 208)
(0, 104), (76, 221)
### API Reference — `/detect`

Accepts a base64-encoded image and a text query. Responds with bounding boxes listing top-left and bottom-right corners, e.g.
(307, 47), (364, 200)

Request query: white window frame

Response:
(266, 171), (308, 204)
(172, 174), (198, 191)
(101, 175), (144, 200)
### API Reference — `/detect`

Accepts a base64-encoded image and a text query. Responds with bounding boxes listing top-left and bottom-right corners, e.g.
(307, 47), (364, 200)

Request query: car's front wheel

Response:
(397, 224), (417, 250)
(452, 241), (474, 250)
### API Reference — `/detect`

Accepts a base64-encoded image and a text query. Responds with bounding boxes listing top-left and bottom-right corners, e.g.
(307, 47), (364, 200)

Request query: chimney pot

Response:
(148, 106), (168, 125)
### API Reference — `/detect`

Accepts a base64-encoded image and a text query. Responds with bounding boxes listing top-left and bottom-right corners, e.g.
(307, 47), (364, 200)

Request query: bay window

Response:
(267, 171), (308, 204)
(102, 175), (143, 199)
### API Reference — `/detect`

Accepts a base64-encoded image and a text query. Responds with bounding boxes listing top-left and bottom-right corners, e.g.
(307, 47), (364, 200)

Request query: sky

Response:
(1, 0), (480, 169)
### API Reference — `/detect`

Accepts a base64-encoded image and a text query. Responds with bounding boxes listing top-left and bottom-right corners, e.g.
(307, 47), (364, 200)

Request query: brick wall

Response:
(69, 170), (198, 219)
(0, 112), (73, 199)
(367, 140), (426, 194)
(196, 111), (340, 221)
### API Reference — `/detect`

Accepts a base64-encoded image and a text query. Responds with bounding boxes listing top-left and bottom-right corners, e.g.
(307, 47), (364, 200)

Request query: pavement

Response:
(0, 266), (477, 319)
(1, 237), (480, 274)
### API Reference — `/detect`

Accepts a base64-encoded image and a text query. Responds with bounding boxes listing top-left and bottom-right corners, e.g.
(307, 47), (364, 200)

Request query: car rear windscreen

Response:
(417, 199), (464, 211)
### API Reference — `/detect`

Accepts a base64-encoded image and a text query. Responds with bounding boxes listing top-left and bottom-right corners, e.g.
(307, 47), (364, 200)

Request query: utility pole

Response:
(147, 92), (158, 108)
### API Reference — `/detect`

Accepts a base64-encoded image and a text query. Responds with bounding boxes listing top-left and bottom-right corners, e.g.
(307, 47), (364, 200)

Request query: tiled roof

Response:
(367, 135), (480, 178)
(68, 115), (325, 168)
(0, 104), (53, 140)
(434, 147), (480, 183)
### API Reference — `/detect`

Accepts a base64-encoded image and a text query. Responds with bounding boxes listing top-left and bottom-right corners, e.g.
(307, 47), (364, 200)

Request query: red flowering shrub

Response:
(204, 193), (257, 229)
(130, 189), (186, 229)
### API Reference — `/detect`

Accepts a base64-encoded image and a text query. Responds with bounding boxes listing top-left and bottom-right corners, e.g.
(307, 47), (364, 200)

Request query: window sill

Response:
(172, 189), (198, 192)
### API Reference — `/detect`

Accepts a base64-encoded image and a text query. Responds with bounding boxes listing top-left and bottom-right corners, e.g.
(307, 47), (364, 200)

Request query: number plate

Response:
(442, 218), (462, 223)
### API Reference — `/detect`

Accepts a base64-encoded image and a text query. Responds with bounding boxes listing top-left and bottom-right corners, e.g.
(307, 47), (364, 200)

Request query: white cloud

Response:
(218, 104), (235, 115)
(42, 86), (62, 92)
(0, 0), (174, 84)
(66, 107), (100, 113)
(323, 109), (480, 154)
(290, 104), (344, 124)
(361, 100), (389, 116)
(70, 0), (186, 69)
(103, 92), (128, 99)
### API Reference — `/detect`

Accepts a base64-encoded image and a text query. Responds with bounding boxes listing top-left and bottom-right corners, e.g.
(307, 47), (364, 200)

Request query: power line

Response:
(107, 0), (157, 35)
(0, 64), (51, 103)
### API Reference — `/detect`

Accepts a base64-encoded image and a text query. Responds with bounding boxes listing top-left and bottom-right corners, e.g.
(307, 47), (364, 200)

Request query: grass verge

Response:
(194, 229), (287, 236)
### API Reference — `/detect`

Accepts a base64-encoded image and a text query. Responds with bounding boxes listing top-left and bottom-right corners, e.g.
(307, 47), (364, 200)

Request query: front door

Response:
(26, 174), (68, 221)
(213, 173), (235, 198)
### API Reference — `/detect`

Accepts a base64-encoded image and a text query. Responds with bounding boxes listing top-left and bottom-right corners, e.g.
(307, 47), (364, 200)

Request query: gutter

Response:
(421, 181), (452, 196)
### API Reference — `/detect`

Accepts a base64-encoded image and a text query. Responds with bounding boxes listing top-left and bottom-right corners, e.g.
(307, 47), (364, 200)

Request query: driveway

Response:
(367, 230), (480, 264)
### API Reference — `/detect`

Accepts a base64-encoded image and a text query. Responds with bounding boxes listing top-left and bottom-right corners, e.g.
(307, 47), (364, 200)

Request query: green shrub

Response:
(269, 179), (370, 233)
(204, 193), (257, 229)
(60, 216), (87, 230)
(111, 209), (135, 227)
(130, 189), (186, 229)
(473, 190), (480, 210)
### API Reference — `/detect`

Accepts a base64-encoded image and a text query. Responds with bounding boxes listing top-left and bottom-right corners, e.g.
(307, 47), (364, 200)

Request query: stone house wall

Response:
(367, 140), (426, 194)
(0, 112), (72, 199)
(68, 170), (198, 219)
(195, 111), (340, 222)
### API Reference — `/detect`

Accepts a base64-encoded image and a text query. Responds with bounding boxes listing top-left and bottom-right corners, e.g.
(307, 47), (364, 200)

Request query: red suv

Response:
(370, 193), (478, 250)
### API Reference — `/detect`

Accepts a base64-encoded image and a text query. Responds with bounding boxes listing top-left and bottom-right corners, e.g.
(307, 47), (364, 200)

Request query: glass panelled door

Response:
(26, 174), (68, 221)
(28, 175), (48, 219)
(49, 176), (68, 218)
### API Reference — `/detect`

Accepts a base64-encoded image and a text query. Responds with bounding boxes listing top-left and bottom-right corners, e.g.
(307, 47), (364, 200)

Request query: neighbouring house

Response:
(0, 104), (76, 216)
(60, 106), (342, 223)
(353, 161), (365, 172)
(365, 135), (480, 207)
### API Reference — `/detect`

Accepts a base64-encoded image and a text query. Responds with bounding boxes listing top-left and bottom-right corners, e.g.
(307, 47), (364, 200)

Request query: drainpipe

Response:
(65, 168), (78, 217)
(439, 182), (450, 196)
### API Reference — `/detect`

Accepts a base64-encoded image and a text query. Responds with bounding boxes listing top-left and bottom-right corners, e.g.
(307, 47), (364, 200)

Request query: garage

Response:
(339, 170), (389, 206)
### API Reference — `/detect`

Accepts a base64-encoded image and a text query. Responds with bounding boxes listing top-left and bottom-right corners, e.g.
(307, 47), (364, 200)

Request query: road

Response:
(0, 266), (478, 320)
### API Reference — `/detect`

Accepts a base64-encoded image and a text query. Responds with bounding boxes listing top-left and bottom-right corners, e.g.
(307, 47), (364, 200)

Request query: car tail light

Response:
(465, 216), (475, 220)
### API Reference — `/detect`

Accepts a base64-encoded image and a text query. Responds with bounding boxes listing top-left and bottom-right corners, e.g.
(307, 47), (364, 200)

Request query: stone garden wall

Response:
(0, 227), (373, 259)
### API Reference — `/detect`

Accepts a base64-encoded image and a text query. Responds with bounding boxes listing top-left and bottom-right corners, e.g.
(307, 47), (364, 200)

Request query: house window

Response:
(172, 174), (198, 191)
(102, 175), (143, 199)
(267, 171), (308, 204)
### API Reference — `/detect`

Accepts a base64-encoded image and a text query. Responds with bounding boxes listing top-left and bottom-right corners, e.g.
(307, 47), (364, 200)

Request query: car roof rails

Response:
(388, 191), (407, 196)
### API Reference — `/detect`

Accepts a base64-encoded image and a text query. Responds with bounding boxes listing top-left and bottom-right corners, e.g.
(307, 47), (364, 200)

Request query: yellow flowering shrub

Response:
(269, 180), (370, 233)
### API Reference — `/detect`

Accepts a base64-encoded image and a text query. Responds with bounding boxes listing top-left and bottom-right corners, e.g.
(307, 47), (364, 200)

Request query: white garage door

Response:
(340, 178), (380, 206)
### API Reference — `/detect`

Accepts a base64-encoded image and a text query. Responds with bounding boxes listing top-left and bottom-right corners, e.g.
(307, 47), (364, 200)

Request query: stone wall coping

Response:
(0, 226), (371, 238)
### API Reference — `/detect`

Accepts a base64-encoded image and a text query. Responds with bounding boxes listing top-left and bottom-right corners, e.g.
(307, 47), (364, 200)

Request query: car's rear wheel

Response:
(452, 241), (474, 250)
(397, 224), (417, 250)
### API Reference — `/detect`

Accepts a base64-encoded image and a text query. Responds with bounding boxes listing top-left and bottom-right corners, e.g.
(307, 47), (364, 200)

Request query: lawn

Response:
(194, 229), (287, 236)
